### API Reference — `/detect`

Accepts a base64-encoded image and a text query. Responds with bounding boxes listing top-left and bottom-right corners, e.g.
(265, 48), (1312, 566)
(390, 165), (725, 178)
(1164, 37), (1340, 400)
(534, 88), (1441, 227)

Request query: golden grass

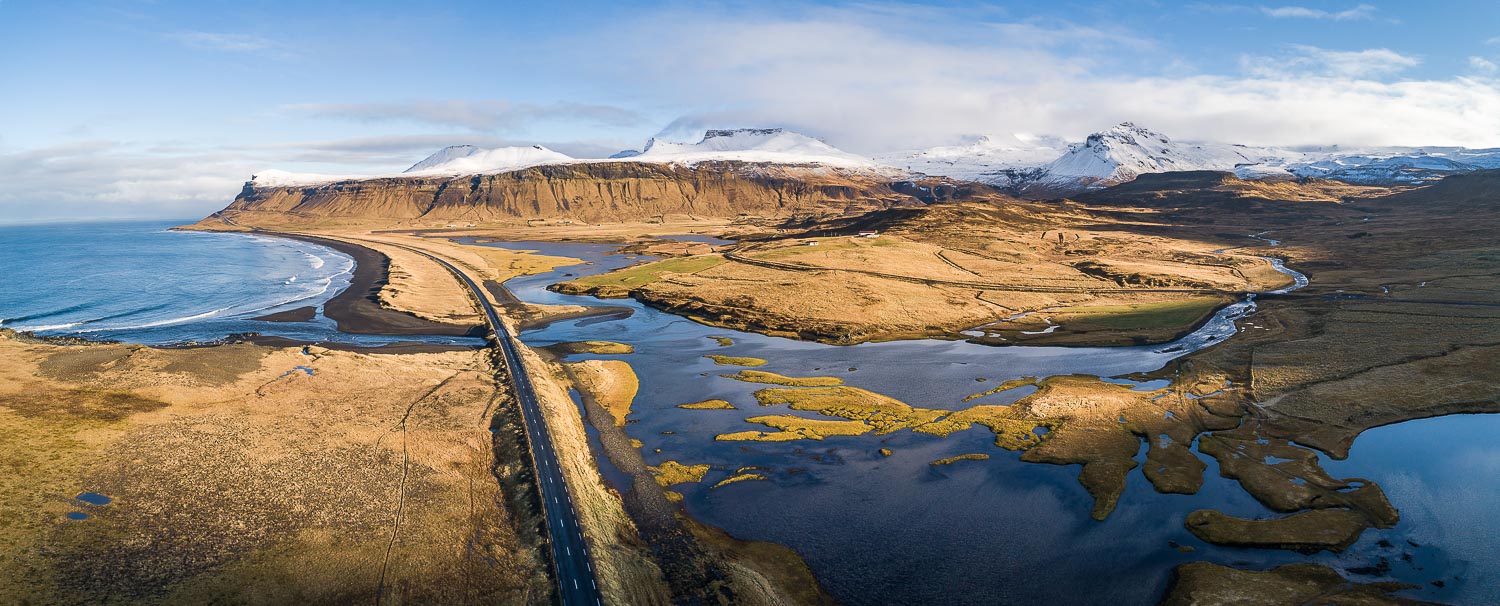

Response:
(930, 453), (991, 466)
(1047, 298), (1226, 331)
(547, 340), (635, 355)
(716, 416), (873, 441)
(677, 399), (737, 410)
(707, 336), (735, 347)
(704, 355), (768, 367)
(752, 386), (946, 434)
(565, 360), (639, 427)
(723, 370), (844, 387)
(914, 407), (1056, 450)
(566, 255), (726, 290)
(649, 460), (712, 487)
(0, 335), (548, 604)
(961, 377), (1038, 402)
(710, 473), (769, 489)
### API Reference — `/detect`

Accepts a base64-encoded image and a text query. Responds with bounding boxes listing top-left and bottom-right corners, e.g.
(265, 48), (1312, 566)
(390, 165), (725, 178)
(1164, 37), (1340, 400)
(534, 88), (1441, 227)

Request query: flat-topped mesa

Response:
(203, 128), (982, 228)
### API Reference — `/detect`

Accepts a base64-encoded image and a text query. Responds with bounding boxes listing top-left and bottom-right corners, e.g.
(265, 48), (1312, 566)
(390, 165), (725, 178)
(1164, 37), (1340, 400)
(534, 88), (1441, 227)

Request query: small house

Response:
(856, 230), (879, 238)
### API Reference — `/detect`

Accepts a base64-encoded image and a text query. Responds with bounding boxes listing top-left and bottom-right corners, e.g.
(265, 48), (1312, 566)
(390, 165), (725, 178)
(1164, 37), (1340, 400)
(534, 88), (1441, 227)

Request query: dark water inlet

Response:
(465, 237), (1484, 605)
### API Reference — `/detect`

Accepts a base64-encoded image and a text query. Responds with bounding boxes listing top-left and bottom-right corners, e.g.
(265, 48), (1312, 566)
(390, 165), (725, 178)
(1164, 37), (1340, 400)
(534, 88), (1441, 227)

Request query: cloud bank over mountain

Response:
(4, 1), (1500, 222)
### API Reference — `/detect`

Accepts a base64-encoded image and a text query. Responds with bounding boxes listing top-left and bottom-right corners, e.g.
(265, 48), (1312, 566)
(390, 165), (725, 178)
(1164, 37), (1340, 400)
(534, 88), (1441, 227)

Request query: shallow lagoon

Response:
(482, 238), (1491, 605)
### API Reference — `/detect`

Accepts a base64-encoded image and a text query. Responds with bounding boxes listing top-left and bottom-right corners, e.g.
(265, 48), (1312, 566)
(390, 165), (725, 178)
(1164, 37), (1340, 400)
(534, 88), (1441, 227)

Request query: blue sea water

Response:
(0, 220), (474, 346)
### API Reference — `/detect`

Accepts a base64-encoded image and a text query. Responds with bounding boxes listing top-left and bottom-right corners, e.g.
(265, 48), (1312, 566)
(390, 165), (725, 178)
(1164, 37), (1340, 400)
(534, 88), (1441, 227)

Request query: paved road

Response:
(388, 245), (604, 606)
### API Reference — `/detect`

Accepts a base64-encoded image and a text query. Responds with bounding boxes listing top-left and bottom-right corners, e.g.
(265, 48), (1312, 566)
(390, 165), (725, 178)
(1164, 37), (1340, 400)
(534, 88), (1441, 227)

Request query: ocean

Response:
(0, 220), (472, 346)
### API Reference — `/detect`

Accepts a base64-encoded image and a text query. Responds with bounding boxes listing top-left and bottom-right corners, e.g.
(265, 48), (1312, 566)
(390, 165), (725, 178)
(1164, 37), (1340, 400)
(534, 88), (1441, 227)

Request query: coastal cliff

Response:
(211, 161), (954, 226)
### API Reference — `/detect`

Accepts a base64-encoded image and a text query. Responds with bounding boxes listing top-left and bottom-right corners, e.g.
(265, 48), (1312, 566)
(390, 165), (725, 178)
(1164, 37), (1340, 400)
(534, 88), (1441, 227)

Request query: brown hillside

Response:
(209, 162), (961, 228)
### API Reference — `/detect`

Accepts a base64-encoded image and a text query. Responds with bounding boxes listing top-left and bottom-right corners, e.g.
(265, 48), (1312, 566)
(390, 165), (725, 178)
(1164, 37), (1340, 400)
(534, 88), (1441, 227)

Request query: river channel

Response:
(473, 235), (1489, 605)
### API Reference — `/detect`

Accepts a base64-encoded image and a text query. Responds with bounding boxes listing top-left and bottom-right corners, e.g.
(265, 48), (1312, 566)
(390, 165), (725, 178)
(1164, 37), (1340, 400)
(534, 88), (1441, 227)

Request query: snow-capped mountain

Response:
(249, 145), (576, 187)
(246, 122), (1500, 193)
(403, 145), (574, 177)
(404, 145), (483, 172)
(1037, 123), (1295, 188)
(875, 134), (1068, 183)
(620, 128), (879, 169)
(896, 122), (1500, 195)
(882, 123), (1305, 195)
(248, 129), (883, 188)
(1286, 149), (1500, 184)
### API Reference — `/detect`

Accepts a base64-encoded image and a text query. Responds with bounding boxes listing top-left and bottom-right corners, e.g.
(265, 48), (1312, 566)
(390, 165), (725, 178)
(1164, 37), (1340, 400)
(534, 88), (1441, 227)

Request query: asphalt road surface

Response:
(398, 245), (604, 606)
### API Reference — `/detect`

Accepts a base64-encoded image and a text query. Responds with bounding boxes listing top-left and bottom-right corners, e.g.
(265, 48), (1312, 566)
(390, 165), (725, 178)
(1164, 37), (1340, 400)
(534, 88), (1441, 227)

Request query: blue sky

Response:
(3, 0), (1500, 222)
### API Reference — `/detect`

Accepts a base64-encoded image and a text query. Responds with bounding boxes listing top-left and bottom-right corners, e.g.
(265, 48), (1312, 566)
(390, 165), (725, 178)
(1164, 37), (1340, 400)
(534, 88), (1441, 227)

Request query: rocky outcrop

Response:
(217, 161), (934, 225)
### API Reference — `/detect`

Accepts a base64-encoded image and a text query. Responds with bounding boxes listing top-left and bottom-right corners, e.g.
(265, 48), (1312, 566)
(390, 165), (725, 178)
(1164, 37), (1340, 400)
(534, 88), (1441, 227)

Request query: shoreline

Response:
(253, 232), (486, 337)
(11, 225), (489, 350)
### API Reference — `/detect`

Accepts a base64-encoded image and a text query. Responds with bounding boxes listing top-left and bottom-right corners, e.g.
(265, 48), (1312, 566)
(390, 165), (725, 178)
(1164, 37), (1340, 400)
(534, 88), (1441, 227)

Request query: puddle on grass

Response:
(76, 492), (113, 506)
(65, 512), (90, 521)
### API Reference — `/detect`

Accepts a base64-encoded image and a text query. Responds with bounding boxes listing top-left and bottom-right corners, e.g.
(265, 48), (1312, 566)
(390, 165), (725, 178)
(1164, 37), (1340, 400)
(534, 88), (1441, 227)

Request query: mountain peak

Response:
(405, 145), (483, 173)
(1087, 122), (1171, 148)
(402, 145), (574, 176)
(702, 128), (784, 141)
(628, 128), (877, 169)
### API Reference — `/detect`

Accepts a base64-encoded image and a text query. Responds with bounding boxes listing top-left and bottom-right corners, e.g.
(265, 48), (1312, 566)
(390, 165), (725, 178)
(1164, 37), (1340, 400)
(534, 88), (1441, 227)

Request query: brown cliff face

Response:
(217, 162), (948, 226)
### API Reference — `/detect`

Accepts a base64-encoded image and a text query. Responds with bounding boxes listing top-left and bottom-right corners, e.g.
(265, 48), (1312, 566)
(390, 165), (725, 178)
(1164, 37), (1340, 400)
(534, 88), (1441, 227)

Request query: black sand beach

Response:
(272, 233), (486, 337)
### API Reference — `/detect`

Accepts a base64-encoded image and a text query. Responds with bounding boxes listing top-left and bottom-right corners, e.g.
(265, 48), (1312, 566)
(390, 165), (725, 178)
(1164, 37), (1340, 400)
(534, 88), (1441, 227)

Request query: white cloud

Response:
(0, 133), (629, 224)
(9, 4), (1500, 222)
(282, 100), (646, 133)
(0, 142), (250, 223)
(1241, 45), (1419, 79)
(1472, 56), (1499, 74)
(573, 9), (1491, 151)
(988, 20), (1157, 52)
(1259, 4), (1376, 20)
(168, 31), (278, 53)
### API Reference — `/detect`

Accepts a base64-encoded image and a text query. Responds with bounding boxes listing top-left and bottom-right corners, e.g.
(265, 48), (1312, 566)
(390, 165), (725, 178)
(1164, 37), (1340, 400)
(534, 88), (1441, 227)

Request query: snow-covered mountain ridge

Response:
(248, 123), (1500, 193)
(249, 129), (886, 188)
(891, 122), (1500, 196)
